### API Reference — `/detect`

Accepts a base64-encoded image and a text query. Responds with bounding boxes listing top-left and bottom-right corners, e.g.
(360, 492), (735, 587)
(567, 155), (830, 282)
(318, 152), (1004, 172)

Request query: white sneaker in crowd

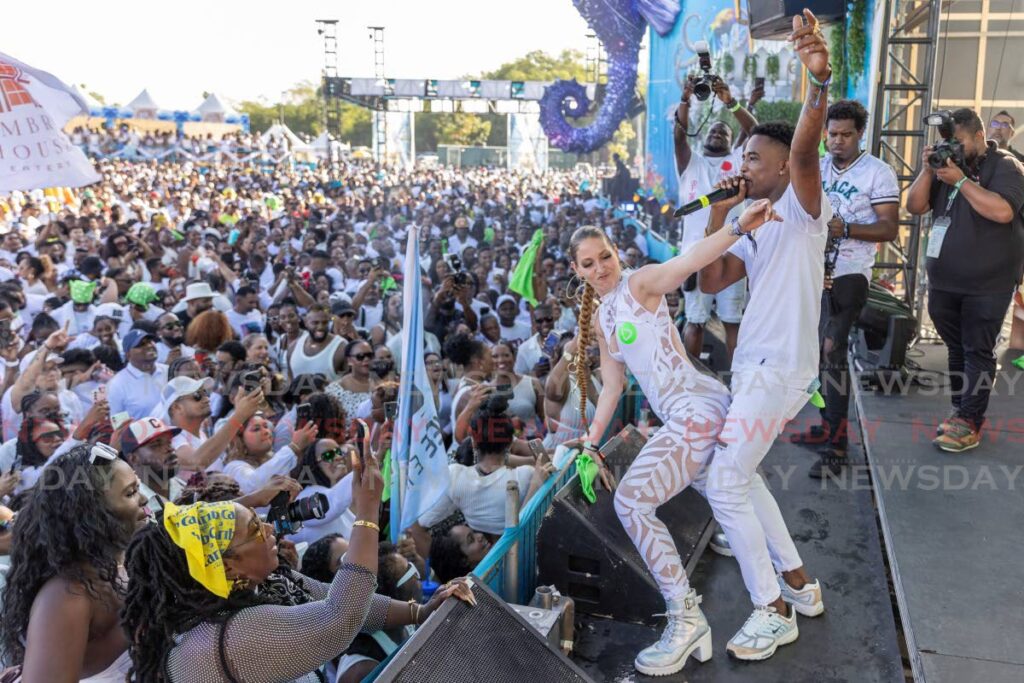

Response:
(726, 604), (799, 661)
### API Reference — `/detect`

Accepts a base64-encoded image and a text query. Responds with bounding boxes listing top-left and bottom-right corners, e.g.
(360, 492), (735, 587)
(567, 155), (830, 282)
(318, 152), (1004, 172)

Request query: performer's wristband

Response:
(807, 69), (832, 89)
(729, 216), (744, 237)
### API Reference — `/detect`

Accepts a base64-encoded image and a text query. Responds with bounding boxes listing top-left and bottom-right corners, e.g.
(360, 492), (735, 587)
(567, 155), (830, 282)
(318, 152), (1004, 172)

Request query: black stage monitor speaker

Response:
(536, 426), (715, 626)
(376, 577), (593, 683)
(747, 0), (847, 39)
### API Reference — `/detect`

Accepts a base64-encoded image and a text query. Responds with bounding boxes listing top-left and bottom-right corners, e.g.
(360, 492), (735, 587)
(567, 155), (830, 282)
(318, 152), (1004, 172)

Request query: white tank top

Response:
(289, 332), (344, 382)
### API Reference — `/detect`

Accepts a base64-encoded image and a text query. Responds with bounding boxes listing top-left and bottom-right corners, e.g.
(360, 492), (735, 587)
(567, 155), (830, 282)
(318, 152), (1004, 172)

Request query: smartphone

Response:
(376, 256), (390, 271)
(111, 411), (131, 431)
(754, 76), (765, 90)
(543, 331), (559, 358)
(528, 438), (549, 465)
(495, 382), (512, 396)
(384, 401), (398, 421)
(0, 319), (11, 348)
(354, 419), (370, 464)
(241, 369), (263, 391)
(296, 402), (312, 425)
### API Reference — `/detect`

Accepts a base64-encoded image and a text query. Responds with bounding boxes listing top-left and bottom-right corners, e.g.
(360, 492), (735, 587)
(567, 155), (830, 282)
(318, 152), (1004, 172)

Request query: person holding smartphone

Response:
(512, 303), (559, 380)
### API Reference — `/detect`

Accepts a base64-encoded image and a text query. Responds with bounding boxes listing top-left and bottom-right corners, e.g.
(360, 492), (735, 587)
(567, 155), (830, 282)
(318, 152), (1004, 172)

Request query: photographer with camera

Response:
(674, 43), (759, 366)
(906, 108), (1024, 452)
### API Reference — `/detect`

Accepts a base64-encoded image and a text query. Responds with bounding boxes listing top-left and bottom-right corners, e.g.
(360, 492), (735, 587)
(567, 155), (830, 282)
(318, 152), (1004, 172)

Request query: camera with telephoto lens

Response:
(266, 490), (329, 537)
(923, 110), (965, 170)
(690, 41), (721, 102)
(445, 253), (470, 286)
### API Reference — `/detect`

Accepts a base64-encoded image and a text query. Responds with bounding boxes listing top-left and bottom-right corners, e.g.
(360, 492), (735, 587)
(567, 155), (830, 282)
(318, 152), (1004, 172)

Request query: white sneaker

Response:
(634, 590), (713, 676)
(778, 576), (824, 617)
(708, 529), (734, 557)
(726, 605), (798, 661)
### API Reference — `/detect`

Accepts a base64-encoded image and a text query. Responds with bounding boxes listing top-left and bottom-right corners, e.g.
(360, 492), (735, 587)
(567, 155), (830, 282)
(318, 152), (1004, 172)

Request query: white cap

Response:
(160, 375), (214, 415)
(93, 302), (126, 322)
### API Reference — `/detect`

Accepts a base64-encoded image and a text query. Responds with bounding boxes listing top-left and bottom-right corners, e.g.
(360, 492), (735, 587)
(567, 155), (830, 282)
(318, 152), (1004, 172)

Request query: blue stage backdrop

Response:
(645, 1), (877, 205)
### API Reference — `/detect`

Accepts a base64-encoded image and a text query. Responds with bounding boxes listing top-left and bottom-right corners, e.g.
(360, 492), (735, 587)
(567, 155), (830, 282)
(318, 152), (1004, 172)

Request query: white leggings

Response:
(613, 394), (802, 603)
(705, 369), (807, 606)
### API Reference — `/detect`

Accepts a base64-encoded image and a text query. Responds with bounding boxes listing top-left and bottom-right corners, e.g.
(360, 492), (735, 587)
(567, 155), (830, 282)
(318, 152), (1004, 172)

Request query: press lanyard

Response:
(940, 179), (966, 218)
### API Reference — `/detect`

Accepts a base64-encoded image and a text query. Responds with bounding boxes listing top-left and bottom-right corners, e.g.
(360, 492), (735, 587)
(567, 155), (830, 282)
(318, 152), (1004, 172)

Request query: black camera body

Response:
(266, 490), (329, 537)
(445, 253), (470, 286)
(691, 40), (721, 102)
(923, 110), (966, 170)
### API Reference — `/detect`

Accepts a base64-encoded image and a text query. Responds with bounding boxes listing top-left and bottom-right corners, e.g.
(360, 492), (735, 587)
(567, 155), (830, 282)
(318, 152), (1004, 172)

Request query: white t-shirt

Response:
(678, 148), (745, 254)
(726, 185), (831, 384)
(225, 308), (266, 339)
(418, 463), (534, 535)
(498, 319), (532, 344)
(820, 152), (900, 279)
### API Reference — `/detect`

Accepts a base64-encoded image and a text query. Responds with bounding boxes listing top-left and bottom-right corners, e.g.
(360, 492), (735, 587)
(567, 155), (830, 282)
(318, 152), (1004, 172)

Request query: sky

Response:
(6, 0), (593, 109)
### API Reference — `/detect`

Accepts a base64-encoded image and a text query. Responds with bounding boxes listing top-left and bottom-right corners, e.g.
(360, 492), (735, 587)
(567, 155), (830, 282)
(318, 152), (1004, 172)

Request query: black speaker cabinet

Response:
(376, 576), (593, 683)
(536, 426), (715, 626)
(748, 0), (847, 39)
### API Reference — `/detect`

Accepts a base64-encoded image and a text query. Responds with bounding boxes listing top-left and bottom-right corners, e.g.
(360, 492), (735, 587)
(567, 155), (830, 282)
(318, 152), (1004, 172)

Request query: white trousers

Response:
(705, 368), (807, 606)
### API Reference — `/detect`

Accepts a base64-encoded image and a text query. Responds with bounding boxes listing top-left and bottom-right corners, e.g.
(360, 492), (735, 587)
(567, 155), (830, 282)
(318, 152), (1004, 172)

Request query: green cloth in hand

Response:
(576, 452), (598, 504)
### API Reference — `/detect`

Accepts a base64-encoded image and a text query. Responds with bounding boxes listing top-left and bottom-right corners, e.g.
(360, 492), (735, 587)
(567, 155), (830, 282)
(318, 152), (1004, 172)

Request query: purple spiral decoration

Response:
(541, 0), (677, 153)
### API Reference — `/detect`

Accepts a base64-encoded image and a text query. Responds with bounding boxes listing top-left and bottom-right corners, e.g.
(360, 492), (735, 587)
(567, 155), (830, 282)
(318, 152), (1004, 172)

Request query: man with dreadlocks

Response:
(0, 444), (149, 681)
(566, 181), (783, 672)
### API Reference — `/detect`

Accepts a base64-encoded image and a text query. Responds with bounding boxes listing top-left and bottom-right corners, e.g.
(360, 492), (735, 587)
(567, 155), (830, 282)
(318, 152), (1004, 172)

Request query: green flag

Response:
(508, 229), (544, 306)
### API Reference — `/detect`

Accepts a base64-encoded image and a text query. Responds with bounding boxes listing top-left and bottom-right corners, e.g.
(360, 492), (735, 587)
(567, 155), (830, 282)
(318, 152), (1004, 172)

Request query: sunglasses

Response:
(351, 352), (373, 361)
(319, 447), (346, 463)
(534, 317), (554, 324)
(189, 390), (209, 401)
(990, 120), (1013, 130)
(226, 506), (268, 554)
(161, 321), (183, 330)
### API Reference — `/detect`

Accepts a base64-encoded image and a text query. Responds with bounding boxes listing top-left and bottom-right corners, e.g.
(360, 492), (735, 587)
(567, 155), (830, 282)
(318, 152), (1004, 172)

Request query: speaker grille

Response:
(378, 582), (591, 683)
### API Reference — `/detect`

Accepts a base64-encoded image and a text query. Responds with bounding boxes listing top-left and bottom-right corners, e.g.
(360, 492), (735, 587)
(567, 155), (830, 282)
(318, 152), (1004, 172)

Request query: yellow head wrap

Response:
(163, 501), (237, 598)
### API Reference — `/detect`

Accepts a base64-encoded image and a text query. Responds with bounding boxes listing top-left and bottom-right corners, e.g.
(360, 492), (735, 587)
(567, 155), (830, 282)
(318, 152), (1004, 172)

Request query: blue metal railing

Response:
(472, 379), (641, 604)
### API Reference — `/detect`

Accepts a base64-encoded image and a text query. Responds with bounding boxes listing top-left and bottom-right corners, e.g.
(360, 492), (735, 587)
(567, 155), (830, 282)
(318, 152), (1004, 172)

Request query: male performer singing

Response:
(790, 100), (900, 478)
(698, 9), (831, 660)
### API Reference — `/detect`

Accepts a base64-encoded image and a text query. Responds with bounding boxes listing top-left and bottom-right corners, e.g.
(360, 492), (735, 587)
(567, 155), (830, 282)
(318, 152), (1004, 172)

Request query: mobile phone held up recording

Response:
(240, 369), (263, 392)
(0, 319), (11, 349)
(354, 419), (370, 465)
(543, 331), (560, 358)
(296, 402), (312, 426)
(384, 401), (398, 421)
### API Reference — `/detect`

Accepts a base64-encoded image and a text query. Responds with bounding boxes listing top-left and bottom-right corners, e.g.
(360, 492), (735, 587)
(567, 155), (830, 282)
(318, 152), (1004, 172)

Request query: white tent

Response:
(195, 93), (237, 123)
(261, 122), (307, 151)
(127, 89), (160, 118)
(311, 131), (349, 159)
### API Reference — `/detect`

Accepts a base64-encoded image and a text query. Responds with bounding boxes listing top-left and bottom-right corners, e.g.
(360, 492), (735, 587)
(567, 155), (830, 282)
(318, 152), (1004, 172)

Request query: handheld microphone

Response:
(673, 184), (741, 217)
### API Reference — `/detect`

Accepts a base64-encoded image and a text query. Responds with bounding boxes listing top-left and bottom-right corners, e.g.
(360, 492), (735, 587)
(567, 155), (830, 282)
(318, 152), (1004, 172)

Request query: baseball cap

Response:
(121, 417), (181, 454)
(161, 375), (214, 409)
(122, 328), (156, 355)
(331, 300), (355, 317)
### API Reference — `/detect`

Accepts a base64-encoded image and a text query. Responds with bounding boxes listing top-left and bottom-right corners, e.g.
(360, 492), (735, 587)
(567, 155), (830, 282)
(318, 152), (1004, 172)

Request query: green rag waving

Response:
(508, 229), (544, 307)
(576, 452), (599, 504)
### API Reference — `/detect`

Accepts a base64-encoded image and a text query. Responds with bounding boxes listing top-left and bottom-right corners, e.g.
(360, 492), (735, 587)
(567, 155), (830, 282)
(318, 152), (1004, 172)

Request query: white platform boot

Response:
(634, 589), (713, 676)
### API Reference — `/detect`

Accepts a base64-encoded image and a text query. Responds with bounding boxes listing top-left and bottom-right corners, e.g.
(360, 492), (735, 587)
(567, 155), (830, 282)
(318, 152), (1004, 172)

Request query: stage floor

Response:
(572, 402), (905, 682)
(855, 342), (1024, 683)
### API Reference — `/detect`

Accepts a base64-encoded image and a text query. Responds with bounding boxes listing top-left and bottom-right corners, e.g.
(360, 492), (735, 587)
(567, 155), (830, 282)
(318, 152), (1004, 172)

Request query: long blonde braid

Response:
(574, 281), (598, 428)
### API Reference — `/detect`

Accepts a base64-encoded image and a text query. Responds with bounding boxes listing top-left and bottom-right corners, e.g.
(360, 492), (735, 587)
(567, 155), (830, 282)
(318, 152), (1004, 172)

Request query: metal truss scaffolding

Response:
(370, 26), (387, 162)
(316, 19), (340, 146)
(870, 0), (943, 323)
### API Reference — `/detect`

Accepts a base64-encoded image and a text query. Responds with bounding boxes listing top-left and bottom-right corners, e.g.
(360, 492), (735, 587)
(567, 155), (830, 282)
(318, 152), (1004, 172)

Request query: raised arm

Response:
(712, 79), (758, 137)
(789, 9), (831, 219)
(631, 189), (780, 302)
(673, 78), (696, 175)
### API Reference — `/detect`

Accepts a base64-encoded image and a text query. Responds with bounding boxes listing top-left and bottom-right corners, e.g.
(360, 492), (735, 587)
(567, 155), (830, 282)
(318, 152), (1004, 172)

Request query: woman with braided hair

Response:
(567, 196), (784, 676)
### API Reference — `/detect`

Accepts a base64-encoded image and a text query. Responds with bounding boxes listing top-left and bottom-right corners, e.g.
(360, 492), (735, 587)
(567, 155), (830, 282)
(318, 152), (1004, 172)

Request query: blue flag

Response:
(391, 225), (449, 541)
(624, 217), (678, 263)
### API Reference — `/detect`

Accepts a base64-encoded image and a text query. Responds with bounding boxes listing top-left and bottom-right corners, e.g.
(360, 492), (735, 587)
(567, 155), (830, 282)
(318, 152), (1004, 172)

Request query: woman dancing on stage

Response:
(568, 196), (794, 675)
